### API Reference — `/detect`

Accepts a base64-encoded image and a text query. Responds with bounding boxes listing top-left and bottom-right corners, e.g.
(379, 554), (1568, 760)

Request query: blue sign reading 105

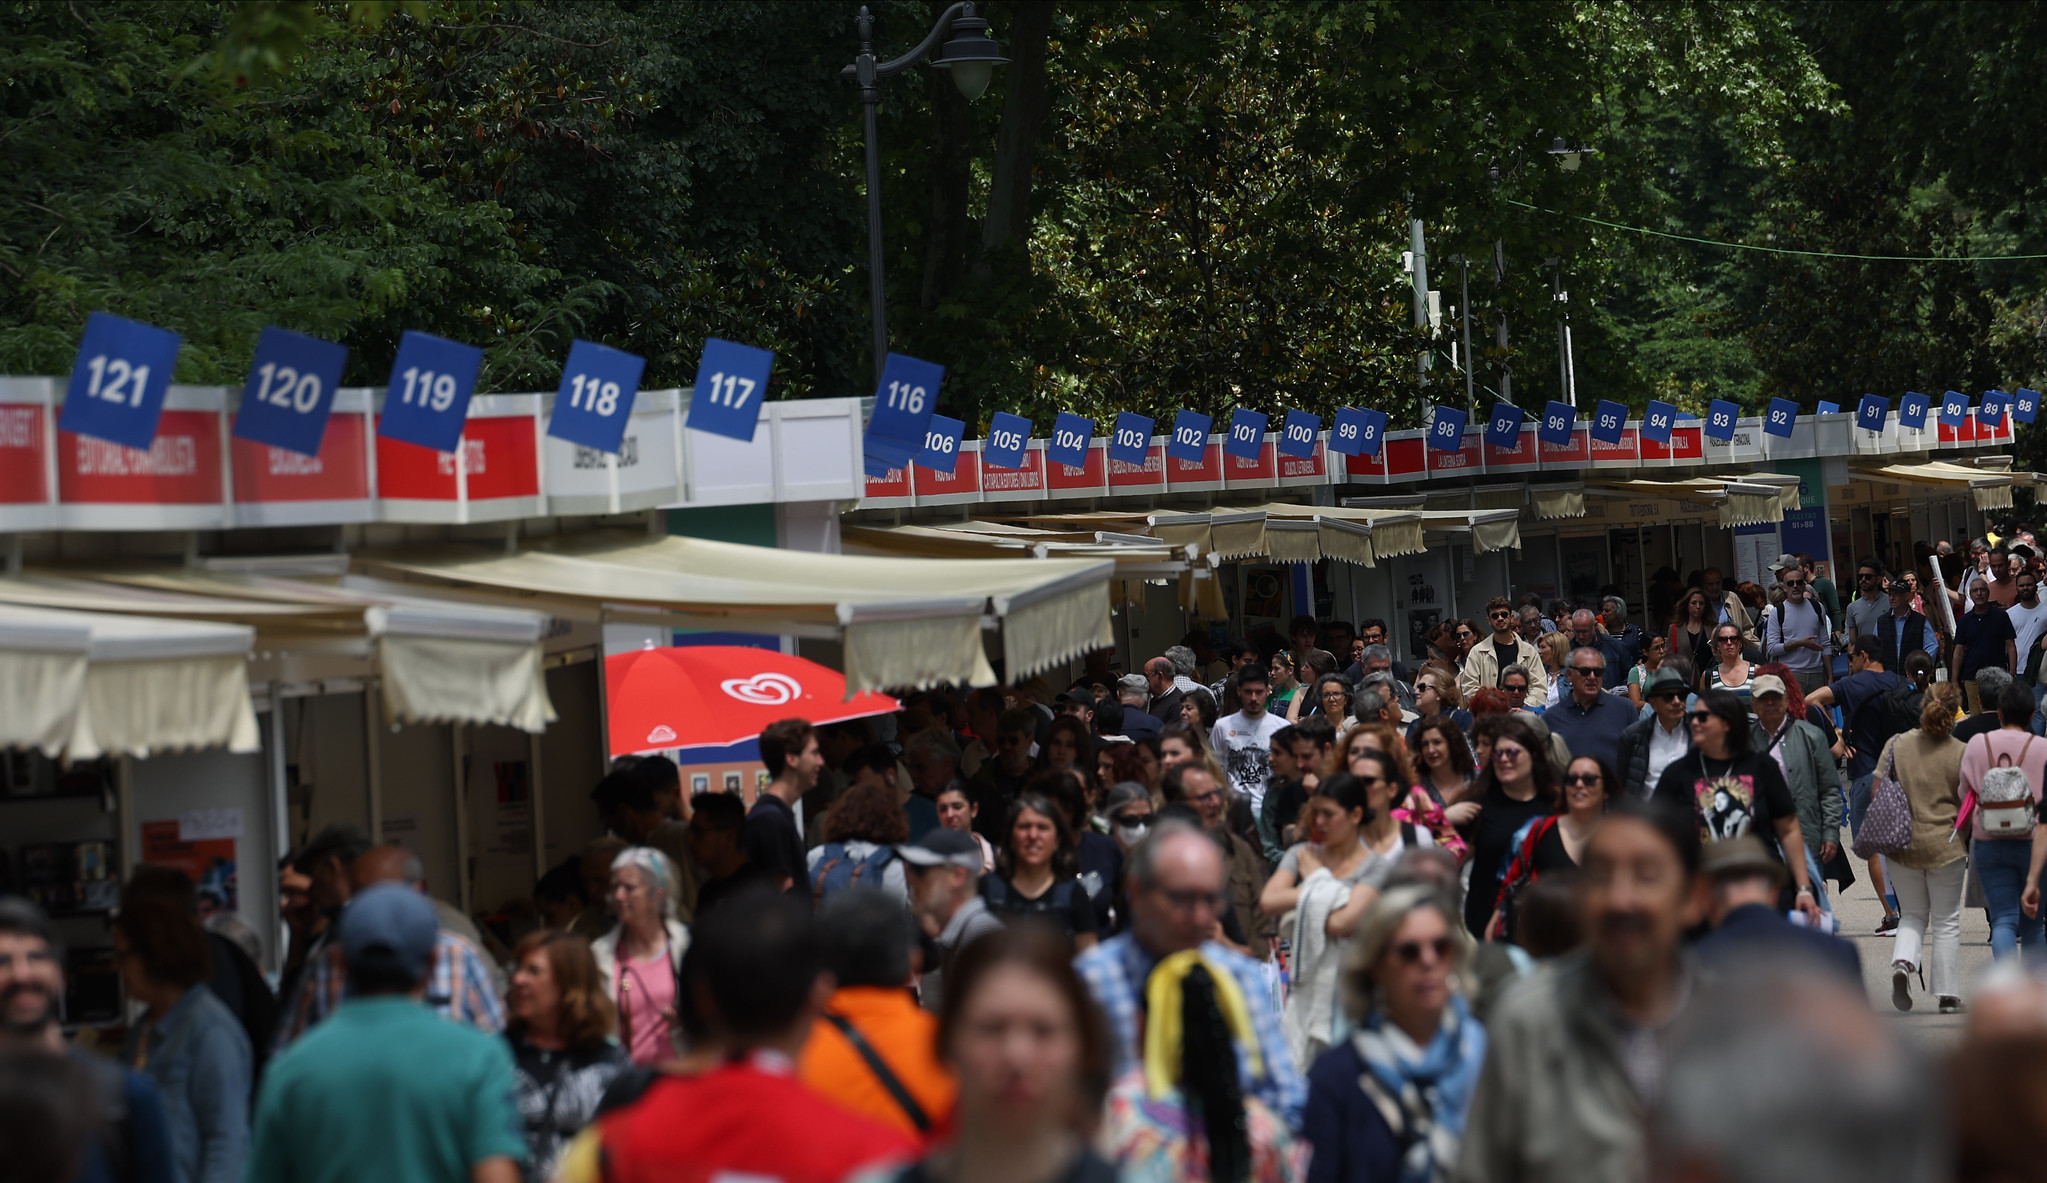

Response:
(984, 412), (1031, 470)
(548, 339), (647, 454)
(60, 311), (185, 451)
(685, 337), (776, 444)
(234, 326), (349, 457)
(1168, 411), (1211, 462)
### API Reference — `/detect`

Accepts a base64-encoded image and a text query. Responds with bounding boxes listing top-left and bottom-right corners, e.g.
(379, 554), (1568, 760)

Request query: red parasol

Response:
(604, 645), (900, 757)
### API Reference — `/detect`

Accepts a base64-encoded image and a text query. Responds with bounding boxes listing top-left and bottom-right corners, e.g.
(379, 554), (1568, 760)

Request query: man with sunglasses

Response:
(1543, 647), (1635, 770)
(1460, 596), (1550, 704)
(1843, 557), (1889, 647)
(1568, 609), (1631, 691)
(1616, 668), (1692, 799)
(1763, 554), (1833, 694)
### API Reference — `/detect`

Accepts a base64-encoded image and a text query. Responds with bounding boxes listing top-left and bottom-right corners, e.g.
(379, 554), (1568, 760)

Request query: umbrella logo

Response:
(646, 724), (677, 744)
(721, 672), (803, 706)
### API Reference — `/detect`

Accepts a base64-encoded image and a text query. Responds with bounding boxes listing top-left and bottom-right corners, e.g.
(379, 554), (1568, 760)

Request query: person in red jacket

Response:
(561, 890), (915, 1183)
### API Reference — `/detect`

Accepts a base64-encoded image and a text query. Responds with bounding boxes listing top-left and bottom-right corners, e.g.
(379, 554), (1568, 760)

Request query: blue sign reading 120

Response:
(233, 326), (349, 457)
(60, 312), (184, 451)
(379, 330), (484, 454)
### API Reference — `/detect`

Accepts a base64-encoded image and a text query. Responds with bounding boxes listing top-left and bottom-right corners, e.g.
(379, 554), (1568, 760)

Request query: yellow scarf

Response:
(1141, 949), (1265, 1099)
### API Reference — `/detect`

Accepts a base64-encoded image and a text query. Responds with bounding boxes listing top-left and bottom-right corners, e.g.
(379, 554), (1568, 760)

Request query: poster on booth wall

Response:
(140, 820), (237, 914)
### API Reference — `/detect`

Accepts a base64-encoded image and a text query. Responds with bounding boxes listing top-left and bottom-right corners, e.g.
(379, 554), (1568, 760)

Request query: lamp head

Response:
(933, 8), (1007, 100)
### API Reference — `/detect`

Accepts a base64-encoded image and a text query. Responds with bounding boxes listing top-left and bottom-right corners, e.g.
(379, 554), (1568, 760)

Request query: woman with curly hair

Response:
(505, 931), (627, 1183)
(806, 779), (911, 905)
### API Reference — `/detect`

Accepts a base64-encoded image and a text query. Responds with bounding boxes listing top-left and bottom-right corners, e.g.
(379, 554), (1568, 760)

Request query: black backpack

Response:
(1881, 679), (1925, 738)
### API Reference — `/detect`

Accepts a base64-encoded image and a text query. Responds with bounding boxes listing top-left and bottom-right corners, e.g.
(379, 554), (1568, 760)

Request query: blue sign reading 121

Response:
(60, 312), (184, 451)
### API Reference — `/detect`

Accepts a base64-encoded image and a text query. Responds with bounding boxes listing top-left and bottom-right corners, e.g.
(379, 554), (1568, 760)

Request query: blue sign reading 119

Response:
(379, 330), (484, 454)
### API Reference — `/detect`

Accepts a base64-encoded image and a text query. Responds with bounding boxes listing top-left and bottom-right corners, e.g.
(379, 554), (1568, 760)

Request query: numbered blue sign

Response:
(1856, 395), (1889, 432)
(59, 312), (183, 450)
(916, 414), (966, 474)
(548, 339), (646, 454)
(1108, 412), (1154, 465)
(1939, 390), (1970, 428)
(1899, 392), (1931, 431)
(984, 411), (1031, 470)
(1330, 407), (1384, 457)
(1763, 398), (1797, 439)
(685, 338), (776, 445)
(233, 326), (348, 457)
(1224, 409), (1267, 460)
(1590, 399), (1628, 445)
(1279, 410), (1320, 458)
(1168, 411), (1211, 462)
(379, 330), (484, 454)
(1537, 401), (1575, 447)
(1815, 400), (1840, 415)
(1427, 404), (1468, 452)
(1485, 402), (1524, 448)
(865, 352), (943, 463)
(1048, 412), (1093, 469)
(1982, 390), (2007, 426)
(1704, 399), (1739, 441)
(1641, 400), (1677, 444)
(2016, 389), (2041, 425)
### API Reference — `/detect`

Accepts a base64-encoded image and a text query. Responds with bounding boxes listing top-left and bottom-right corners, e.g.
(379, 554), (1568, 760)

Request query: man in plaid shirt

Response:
(1074, 818), (1304, 1126)
(275, 835), (503, 1050)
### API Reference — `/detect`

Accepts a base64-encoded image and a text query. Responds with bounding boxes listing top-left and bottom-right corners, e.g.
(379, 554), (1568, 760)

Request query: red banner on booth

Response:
(1107, 445), (1167, 491)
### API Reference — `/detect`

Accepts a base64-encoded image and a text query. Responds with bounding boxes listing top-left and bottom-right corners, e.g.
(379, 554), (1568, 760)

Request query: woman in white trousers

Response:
(1880, 683), (1966, 1013)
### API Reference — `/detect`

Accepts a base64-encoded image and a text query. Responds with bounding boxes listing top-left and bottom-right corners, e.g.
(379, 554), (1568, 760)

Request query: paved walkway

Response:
(1828, 856), (1991, 1050)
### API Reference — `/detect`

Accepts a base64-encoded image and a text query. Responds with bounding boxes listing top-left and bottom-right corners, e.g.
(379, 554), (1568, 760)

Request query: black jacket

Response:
(1614, 712), (1687, 798)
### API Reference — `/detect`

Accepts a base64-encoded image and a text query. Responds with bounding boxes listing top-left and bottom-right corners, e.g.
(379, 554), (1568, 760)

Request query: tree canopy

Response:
(4, 0), (2044, 443)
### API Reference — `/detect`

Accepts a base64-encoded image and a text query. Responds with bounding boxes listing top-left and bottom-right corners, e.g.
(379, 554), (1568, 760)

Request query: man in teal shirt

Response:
(245, 884), (523, 1183)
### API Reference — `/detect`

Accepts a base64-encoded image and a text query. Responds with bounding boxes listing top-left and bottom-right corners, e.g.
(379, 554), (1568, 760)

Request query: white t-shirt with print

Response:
(1210, 710), (1288, 814)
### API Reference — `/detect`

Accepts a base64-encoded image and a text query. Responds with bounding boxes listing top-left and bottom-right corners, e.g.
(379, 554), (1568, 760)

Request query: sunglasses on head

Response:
(1391, 936), (1456, 965)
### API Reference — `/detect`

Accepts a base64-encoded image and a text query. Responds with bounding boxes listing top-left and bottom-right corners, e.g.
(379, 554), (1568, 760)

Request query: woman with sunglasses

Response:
(1457, 717), (1559, 939)
(1483, 756), (1614, 940)
(1649, 689), (1825, 923)
(1410, 670), (1472, 742)
(1706, 623), (1756, 702)
(1669, 587), (1715, 677)
(1303, 887), (1483, 1183)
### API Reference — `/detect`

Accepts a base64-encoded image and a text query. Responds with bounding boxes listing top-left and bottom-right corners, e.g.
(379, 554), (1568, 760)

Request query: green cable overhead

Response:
(1505, 198), (2047, 263)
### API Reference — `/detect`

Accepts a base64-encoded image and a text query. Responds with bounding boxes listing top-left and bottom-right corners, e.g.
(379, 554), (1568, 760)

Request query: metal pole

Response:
(855, 8), (889, 388)
(1493, 239), (1511, 401)
(1459, 255), (1475, 416)
(1552, 261), (1570, 407)
(1410, 219), (1431, 391)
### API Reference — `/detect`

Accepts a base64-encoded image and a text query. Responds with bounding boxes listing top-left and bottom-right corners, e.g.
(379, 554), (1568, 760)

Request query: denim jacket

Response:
(124, 984), (252, 1183)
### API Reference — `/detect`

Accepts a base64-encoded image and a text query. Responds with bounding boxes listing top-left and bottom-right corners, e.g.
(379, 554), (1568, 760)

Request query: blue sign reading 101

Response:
(234, 326), (349, 457)
(548, 339), (647, 454)
(60, 312), (185, 451)
(983, 412), (1031, 470)
(379, 330), (484, 454)
(1225, 409), (1267, 460)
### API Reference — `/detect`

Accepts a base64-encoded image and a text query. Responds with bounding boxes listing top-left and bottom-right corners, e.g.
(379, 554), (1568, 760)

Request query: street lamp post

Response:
(842, 3), (1008, 386)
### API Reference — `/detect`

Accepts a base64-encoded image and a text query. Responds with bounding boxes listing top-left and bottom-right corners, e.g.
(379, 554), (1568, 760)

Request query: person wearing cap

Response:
(1691, 836), (1860, 985)
(248, 883), (526, 1183)
(1749, 672), (1844, 914)
(1114, 674), (1162, 741)
(1764, 555), (1833, 694)
(1874, 568), (1938, 672)
(898, 828), (1004, 1011)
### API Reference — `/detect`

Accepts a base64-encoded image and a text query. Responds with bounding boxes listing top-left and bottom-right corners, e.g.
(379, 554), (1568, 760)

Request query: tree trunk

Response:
(920, 80), (972, 312)
(974, 0), (1054, 278)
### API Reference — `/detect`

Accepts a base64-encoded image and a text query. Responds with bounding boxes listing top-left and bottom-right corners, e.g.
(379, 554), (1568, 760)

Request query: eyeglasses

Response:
(1116, 813), (1155, 828)
(1688, 711), (1716, 725)
(1714, 635), (1742, 645)
(1489, 610), (1513, 620)
(1570, 665), (1603, 676)
(1564, 772), (1604, 786)
(1184, 789), (1222, 806)
(1493, 744), (1527, 762)
(1783, 579), (1806, 588)
(1390, 936), (1456, 965)
(1651, 691), (1684, 703)
(1503, 684), (1528, 695)
(1858, 572), (1878, 581)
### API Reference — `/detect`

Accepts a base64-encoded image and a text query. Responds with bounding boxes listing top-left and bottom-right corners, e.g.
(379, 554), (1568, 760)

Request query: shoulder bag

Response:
(1852, 737), (1914, 859)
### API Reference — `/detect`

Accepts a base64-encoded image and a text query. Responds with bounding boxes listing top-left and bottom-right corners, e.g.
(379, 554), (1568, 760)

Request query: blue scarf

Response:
(1350, 995), (1488, 1183)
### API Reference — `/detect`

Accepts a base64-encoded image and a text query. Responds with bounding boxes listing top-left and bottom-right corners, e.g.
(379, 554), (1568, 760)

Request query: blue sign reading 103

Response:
(1109, 412), (1154, 465)
(984, 411), (1031, 470)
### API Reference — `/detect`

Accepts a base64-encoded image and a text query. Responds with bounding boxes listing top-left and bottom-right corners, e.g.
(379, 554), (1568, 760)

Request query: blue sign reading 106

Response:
(60, 312), (185, 451)
(379, 330), (484, 454)
(1329, 407), (1384, 456)
(984, 412), (1031, 470)
(917, 414), (966, 475)
(1168, 411), (1211, 462)
(234, 326), (350, 457)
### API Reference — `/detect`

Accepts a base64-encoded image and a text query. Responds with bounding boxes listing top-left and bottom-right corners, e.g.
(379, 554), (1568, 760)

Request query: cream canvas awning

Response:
(1415, 510), (1524, 554)
(1013, 510), (1271, 561)
(1594, 472), (1801, 527)
(0, 603), (260, 760)
(1856, 460), (2030, 510)
(356, 533), (1114, 693)
(1254, 504), (1422, 566)
(0, 570), (558, 733)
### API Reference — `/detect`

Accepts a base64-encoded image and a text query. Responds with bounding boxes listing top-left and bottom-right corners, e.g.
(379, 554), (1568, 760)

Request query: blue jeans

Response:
(1803, 846), (1831, 914)
(1848, 773), (1899, 914)
(1973, 835), (2045, 958)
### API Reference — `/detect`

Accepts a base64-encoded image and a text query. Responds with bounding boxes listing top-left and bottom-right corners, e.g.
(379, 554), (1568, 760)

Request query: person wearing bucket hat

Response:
(1615, 667), (1692, 798)
(1692, 834), (1861, 983)
(247, 883), (526, 1183)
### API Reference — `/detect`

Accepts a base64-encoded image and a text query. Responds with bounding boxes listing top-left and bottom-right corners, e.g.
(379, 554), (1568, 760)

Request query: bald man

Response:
(351, 844), (507, 975)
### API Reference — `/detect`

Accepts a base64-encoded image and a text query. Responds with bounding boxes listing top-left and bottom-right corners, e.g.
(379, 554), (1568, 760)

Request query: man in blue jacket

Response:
(1693, 836), (1860, 985)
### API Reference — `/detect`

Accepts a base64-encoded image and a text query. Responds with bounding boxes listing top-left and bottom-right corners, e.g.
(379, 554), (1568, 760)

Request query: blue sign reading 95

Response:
(60, 312), (184, 451)
(233, 326), (349, 457)
(1427, 405), (1467, 452)
(548, 339), (647, 454)
(379, 330), (484, 454)
(1485, 402), (1523, 448)
(1278, 410), (1320, 458)
(1168, 411), (1211, 462)
(1048, 411), (1093, 469)
(1329, 407), (1384, 457)
(1641, 400), (1677, 444)
(1590, 399), (1627, 444)
(1225, 409), (1267, 460)
(1109, 412), (1154, 465)
(983, 412), (1031, 470)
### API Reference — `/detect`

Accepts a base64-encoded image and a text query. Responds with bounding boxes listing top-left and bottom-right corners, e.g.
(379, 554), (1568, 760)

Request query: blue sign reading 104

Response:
(685, 337), (776, 444)
(1427, 404), (1467, 452)
(1279, 410), (1320, 458)
(1168, 411), (1211, 462)
(1109, 412), (1154, 465)
(1591, 399), (1628, 444)
(60, 312), (184, 451)
(984, 411), (1031, 470)
(1225, 409), (1267, 460)
(234, 326), (349, 457)
(548, 339), (647, 454)
(1329, 407), (1384, 456)
(379, 330), (484, 454)
(1049, 411), (1093, 469)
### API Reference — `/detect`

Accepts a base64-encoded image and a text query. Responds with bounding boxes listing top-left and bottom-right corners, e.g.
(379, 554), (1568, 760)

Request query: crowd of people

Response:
(15, 539), (2047, 1182)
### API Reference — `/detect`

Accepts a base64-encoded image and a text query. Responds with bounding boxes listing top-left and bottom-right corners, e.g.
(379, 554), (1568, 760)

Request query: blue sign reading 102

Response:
(984, 411), (1031, 470)
(548, 339), (646, 454)
(234, 326), (349, 457)
(379, 330), (484, 454)
(1168, 411), (1211, 462)
(1329, 407), (1384, 457)
(60, 311), (184, 451)
(686, 337), (776, 444)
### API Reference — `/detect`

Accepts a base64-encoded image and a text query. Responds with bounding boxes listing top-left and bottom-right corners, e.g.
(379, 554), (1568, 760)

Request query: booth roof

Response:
(1856, 459), (2028, 510)
(352, 533), (1116, 694)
